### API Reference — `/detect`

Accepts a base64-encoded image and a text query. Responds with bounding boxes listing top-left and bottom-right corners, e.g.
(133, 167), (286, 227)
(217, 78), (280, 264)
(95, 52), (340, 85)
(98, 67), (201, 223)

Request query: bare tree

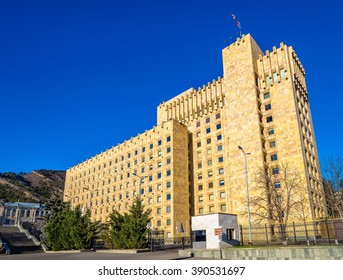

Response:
(322, 156), (343, 218)
(250, 162), (309, 226)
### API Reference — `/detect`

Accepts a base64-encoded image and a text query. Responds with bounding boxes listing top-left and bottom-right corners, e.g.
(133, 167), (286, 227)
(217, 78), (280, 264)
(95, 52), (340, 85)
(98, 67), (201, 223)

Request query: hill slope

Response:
(0, 170), (65, 203)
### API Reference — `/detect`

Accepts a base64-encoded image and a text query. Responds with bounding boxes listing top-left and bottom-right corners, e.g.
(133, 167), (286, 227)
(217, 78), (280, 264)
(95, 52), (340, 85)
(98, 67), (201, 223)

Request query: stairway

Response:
(0, 226), (44, 254)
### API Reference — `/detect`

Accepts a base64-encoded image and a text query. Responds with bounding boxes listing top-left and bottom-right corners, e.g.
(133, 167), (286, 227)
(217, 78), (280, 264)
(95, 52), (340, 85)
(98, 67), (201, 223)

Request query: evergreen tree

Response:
(42, 205), (102, 251)
(108, 198), (151, 249)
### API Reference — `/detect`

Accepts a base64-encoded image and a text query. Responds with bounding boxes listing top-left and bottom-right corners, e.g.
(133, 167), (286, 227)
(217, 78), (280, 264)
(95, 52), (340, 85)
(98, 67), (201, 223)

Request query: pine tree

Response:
(108, 198), (151, 249)
(42, 205), (102, 251)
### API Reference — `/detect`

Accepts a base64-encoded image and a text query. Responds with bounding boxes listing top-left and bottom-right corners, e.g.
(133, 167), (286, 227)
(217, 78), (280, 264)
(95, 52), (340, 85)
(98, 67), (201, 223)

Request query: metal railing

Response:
(240, 218), (343, 246)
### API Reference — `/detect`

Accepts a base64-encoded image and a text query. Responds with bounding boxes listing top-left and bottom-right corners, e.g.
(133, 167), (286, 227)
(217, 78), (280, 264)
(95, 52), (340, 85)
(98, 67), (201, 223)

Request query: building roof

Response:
(3, 202), (45, 209)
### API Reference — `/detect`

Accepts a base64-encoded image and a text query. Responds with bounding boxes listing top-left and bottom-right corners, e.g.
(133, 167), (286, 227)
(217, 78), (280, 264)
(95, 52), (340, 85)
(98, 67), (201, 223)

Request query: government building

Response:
(64, 34), (326, 238)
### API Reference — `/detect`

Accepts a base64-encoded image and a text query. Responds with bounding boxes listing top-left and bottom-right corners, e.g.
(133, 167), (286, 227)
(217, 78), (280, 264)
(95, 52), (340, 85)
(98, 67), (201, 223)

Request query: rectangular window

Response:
(218, 156), (223, 163)
(157, 161), (162, 167)
(270, 141), (276, 148)
(167, 147), (171, 153)
(209, 194), (214, 200)
(220, 204), (226, 211)
(196, 131), (200, 138)
(166, 194), (171, 200)
(275, 182), (281, 188)
(206, 127), (211, 134)
(280, 69), (286, 79)
(157, 196), (161, 202)
(217, 134), (222, 141)
(216, 113), (221, 119)
(207, 148), (212, 155)
(157, 173), (161, 179)
(266, 116), (273, 123)
(266, 75), (271, 86)
(208, 159), (212, 166)
(158, 140), (162, 146)
(206, 138), (211, 144)
(273, 72), (279, 83)
(166, 158), (171, 164)
(216, 123), (221, 130)
(219, 168), (224, 174)
(149, 164), (153, 170)
(272, 167), (279, 175)
(157, 220), (161, 226)
(166, 136), (171, 142)
(149, 175), (152, 181)
(195, 230), (206, 241)
(166, 182), (171, 188)
(217, 145), (223, 151)
(142, 147), (145, 152)
(198, 196), (203, 202)
(166, 170), (171, 176)
(149, 143), (153, 149)
(268, 129), (275, 135)
(208, 170), (213, 177)
(197, 162), (202, 168)
(219, 180), (225, 186)
(206, 117), (210, 123)
(157, 208), (161, 214)
(198, 184), (203, 191)
(196, 122), (200, 128)
(208, 182), (213, 188)
(198, 173), (202, 179)
(220, 192), (226, 198)
(166, 206), (171, 213)
(135, 150), (138, 155)
(271, 154), (278, 161)
(166, 219), (171, 225)
(197, 142), (201, 148)
(199, 208), (204, 214)
(263, 92), (270, 99)
(158, 150), (162, 156)
(265, 104), (272, 111)
(209, 206), (215, 212)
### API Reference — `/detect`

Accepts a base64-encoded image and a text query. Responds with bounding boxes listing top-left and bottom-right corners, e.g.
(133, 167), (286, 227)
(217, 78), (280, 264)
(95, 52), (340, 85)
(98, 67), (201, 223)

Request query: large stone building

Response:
(64, 34), (326, 237)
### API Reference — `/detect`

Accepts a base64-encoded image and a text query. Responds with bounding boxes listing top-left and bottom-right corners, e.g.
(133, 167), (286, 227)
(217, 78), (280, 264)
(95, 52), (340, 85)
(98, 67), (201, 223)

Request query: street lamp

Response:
(238, 145), (252, 245)
(132, 172), (148, 199)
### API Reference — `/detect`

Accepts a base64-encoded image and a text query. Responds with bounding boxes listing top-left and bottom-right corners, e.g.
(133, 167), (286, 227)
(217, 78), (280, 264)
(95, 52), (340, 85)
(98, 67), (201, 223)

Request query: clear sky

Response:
(0, 0), (342, 173)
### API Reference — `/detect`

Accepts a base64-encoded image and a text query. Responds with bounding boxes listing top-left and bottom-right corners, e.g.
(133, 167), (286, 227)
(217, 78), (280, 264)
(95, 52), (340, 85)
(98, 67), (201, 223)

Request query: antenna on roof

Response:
(231, 14), (242, 38)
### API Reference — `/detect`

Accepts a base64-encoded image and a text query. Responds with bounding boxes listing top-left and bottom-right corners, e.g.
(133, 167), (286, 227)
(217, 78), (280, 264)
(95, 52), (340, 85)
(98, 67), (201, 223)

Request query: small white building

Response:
(191, 213), (240, 249)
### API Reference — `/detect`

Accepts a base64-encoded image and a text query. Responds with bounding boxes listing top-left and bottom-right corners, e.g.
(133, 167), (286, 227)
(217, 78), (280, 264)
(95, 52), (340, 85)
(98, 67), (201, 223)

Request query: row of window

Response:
(71, 136), (173, 180)
(196, 134), (223, 148)
(195, 113), (221, 128)
(199, 204), (226, 214)
(197, 168), (224, 179)
(265, 69), (286, 87)
(197, 156), (224, 169)
(198, 179), (225, 190)
(198, 192), (226, 202)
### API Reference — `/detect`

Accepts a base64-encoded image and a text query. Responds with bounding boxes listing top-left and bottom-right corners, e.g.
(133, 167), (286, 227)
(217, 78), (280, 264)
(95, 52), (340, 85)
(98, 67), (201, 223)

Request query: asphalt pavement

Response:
(0, 250), (211, 260)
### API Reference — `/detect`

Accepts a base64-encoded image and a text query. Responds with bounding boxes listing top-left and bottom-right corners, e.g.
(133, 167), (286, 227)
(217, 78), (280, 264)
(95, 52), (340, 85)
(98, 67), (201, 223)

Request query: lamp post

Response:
(132, 172), (148, 199)
(238, 145), (252, 245)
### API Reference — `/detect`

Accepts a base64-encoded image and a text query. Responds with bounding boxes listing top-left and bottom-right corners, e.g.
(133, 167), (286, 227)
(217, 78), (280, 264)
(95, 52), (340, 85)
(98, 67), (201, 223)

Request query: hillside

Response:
(0, 170), (65, 203)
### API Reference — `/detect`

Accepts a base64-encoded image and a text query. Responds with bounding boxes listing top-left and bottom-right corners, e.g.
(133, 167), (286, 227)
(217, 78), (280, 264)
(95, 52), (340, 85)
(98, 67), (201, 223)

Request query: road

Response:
(0, 250), (211, 260)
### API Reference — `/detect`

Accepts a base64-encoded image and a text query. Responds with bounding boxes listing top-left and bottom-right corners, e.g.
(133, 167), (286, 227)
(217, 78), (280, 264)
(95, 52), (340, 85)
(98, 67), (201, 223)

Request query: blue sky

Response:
(0, 0), (342, 173)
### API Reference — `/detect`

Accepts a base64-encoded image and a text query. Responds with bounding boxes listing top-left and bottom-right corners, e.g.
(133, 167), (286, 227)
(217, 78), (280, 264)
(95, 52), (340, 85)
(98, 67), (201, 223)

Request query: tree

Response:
(41, 204), (102, 251)
(322, 156), (343, 218)
(107, 198), (151, 249)
(250, 162), (310, 226)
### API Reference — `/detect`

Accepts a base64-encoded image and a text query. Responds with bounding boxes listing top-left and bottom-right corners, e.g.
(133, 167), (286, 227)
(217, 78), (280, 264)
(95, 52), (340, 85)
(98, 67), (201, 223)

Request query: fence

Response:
(240, 219), (343, 246)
